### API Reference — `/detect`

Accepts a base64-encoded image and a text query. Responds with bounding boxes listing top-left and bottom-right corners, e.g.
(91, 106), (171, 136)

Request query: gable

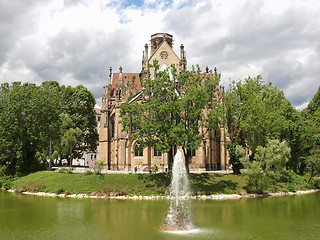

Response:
(149, 40), (180, 70)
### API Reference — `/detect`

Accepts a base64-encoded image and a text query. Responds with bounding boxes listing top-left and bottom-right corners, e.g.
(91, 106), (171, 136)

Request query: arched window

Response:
(134, 143), (143, 157)
(191, 149), (196, 157)
(111, 117), (115, 138)
(154, 149), (162, 157)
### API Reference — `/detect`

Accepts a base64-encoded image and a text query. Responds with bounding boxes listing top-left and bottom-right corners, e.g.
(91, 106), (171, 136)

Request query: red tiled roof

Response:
(111, 73), (141, 96)
(110, 72), (217, 97)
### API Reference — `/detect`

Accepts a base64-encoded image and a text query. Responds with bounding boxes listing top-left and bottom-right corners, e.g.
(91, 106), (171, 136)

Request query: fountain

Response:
(160, 149), (195, 232)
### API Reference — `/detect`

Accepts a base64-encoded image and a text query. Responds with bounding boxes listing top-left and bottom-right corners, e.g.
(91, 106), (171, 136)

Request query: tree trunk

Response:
(181, 147), (190, 174)
(168, 148), (173, 171)
(299, 162), (306, 175)
(69, 146), (73, 167)
(232, 165), (241, 175)
(308, 167), (314, 183)
(49, 138), (52, 169)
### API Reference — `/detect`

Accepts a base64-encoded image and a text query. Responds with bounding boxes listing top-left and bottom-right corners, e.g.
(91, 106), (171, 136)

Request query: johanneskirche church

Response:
(99, 33), (229, 172)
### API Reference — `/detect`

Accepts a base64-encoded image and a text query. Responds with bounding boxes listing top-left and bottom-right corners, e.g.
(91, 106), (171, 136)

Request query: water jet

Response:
(160, 149), (196, 231)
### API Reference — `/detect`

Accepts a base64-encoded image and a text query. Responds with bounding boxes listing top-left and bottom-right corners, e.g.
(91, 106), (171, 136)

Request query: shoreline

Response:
(6, 189), (319, 200)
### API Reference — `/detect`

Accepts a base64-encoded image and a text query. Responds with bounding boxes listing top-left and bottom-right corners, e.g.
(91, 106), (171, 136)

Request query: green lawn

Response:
(8, 171), (317, 196)
(10, 171), (246, 196)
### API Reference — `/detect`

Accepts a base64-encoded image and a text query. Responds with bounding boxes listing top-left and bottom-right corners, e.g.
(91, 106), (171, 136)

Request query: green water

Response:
(1, 191), (319, 240)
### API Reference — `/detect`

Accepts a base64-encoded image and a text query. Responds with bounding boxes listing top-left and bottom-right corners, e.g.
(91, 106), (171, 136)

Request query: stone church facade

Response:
(99, 33), (228, 172)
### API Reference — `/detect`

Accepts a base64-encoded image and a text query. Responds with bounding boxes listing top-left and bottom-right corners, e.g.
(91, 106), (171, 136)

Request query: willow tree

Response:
(120, 61), (225, 171)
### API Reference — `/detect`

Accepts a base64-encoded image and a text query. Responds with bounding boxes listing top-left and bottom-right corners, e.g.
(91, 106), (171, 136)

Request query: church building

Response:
(99, 33), (228, 172)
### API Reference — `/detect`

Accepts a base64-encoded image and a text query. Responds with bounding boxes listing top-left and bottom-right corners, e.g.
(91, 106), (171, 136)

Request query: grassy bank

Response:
(3, 170), (318, 197)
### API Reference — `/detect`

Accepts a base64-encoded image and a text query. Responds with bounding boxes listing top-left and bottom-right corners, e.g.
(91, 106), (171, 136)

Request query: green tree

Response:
(307, 86), (320, 116)
(59, 113), (82, 166)
(305, 147), (320, 183)
(0, 81), (98, 175)
(225, 76), (264, 148)
(255, 139), (290, 173)
(121, 61), (225, 171)
(36, 81), (62, 169)
(60, 85), (98, 158)
(236, 145), (269, 193)
(225, 76), (298, 170)
(239, 139), (291, 193)
(305, 86), (320, 147)
(299, 86), (320, 174)
(0, 82), (60, 175)
(227, 142), (244, 174)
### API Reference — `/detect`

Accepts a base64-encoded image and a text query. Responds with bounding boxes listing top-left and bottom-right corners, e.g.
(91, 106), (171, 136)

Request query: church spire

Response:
(118, 66), (123, 85)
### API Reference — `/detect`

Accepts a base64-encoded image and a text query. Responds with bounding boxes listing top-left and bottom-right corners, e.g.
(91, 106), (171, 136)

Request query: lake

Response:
(1, 190), (319, 239)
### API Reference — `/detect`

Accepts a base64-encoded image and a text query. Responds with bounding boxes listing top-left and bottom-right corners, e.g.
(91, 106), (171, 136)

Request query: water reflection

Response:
(0, 191), (319, 240)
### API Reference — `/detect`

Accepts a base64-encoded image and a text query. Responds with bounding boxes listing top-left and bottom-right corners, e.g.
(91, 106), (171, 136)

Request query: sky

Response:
(0, 0), (319, 109)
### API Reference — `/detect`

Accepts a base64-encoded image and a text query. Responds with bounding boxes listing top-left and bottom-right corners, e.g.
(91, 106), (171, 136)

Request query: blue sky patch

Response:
(122, 0), (144, 8)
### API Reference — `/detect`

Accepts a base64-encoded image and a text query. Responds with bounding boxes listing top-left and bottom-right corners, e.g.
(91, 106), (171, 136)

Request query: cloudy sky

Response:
(1, 0), (319, 109)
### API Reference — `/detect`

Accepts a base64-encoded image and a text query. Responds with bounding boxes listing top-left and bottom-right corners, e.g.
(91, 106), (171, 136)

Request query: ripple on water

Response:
(162, 228), (200, 235)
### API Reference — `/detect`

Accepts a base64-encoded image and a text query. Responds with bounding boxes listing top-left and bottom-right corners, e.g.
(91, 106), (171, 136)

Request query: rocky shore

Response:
(6, 189), (319, 200)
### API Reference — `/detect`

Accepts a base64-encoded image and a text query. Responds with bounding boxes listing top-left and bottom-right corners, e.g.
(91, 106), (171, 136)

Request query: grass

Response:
(10, 171), (246, 196)
(6, 171), (319, 196)
(190, 173), (247, 195)
(11, 171), (172, 196)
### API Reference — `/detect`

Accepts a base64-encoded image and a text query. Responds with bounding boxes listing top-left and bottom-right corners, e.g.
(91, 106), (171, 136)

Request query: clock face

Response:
(160, 51), (168, 59)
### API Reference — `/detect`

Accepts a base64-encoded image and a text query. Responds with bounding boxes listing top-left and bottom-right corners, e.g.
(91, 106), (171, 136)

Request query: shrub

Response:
(84, 170), (94, 176)
(152, 164), (159, 173)
(281, 170), (304, 185)
(0, 165), (8, 177)
(313, 179), (320, 189)
(286, 183), (296, 192)
(242, 161), (270, 194)
(94, 160), (104, 175)
(1, 178), (13, 190)
(0, 175), (18, 190)
(55, 188), (65, 195)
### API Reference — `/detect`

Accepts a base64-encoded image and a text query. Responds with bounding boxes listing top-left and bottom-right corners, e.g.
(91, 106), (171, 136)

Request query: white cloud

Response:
(0, 0), (319, 109)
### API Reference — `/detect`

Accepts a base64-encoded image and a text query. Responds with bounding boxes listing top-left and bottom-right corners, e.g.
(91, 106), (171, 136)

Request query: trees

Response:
(36, 81), (62, 169)
(300, 86), (320, 176)
(255, 139), (290, 173)
(0, 82), (60, 175)
(305, 86), (320, 147)
(59, 113), (82, 166)
(60, 85), (98, 156)
(0, 82), (98, 176)
(226, 76), (296, 151)
(238, 139), (291, 193)
(307, 86), (320, 116)
(225, 76), (299, 171)
(121, 62), (225, 171)
(305, 148), (320, 183)
(225, 76), (265, 149)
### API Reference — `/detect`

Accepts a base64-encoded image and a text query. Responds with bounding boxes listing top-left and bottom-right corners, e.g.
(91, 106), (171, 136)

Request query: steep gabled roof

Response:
(110, 73), (141, 96)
